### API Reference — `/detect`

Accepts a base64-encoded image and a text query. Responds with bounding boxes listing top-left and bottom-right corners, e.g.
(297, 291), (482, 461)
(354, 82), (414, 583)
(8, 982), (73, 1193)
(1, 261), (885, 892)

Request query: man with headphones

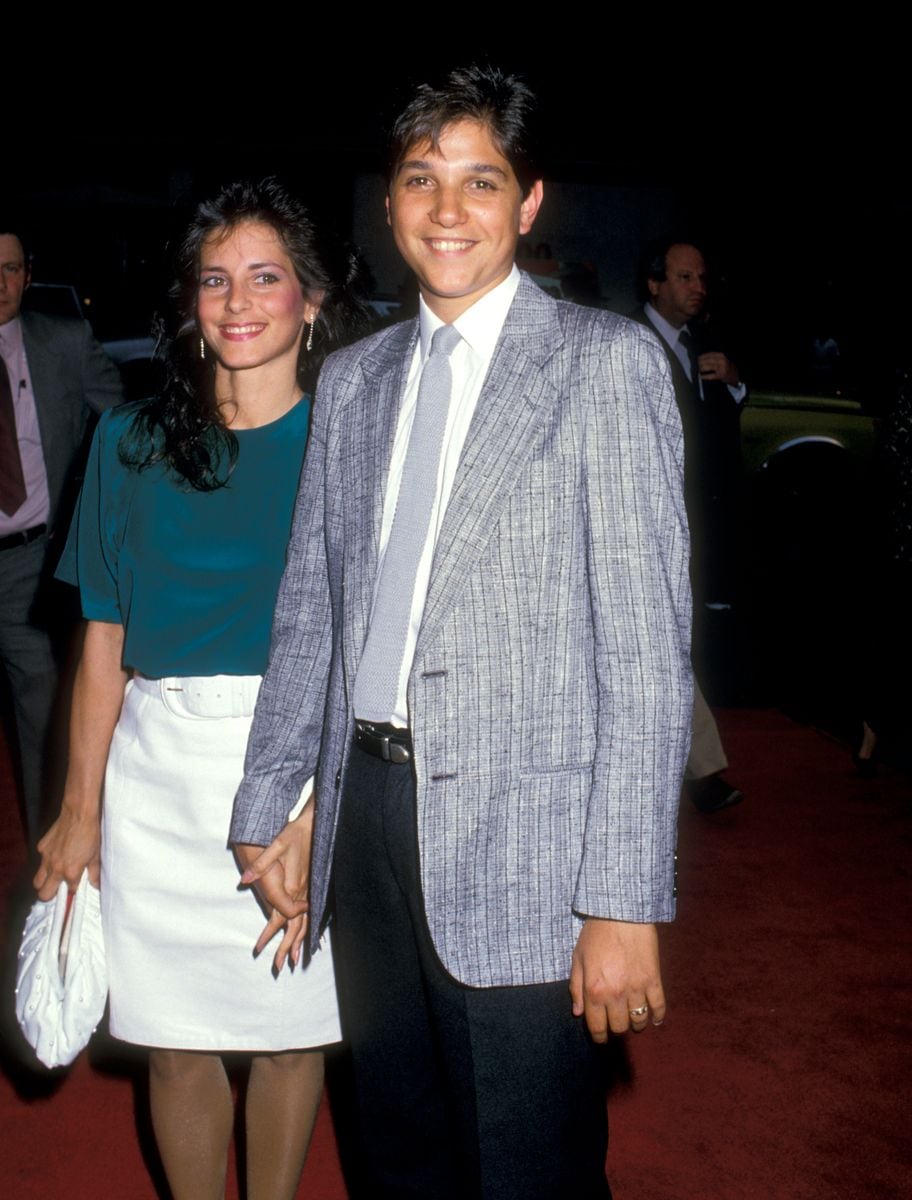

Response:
(634, 238), (745, 814)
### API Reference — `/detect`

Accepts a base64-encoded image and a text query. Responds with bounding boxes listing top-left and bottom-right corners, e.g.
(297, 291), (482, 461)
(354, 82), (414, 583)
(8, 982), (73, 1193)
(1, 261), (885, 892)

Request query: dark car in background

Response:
(25, 284), (159, 403)
(702, 377), (877, 720)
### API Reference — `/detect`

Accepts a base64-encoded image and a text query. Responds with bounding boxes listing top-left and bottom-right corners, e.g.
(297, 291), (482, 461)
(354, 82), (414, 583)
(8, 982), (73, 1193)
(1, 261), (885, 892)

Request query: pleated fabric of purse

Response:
(15, 870), (107, 1068)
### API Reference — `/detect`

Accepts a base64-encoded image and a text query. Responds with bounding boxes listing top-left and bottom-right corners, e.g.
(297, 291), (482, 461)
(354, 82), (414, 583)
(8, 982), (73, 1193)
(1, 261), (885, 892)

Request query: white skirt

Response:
(100, 674), (340, 1051)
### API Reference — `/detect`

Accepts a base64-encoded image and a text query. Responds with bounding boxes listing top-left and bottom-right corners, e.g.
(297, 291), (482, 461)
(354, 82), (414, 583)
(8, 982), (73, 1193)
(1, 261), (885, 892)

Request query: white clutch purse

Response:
(15, 870), (107, 1068)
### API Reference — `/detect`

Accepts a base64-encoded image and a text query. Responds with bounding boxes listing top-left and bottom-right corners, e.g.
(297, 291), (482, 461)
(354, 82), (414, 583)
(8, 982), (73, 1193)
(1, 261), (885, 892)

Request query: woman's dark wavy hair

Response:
(120, 178), (369, 490)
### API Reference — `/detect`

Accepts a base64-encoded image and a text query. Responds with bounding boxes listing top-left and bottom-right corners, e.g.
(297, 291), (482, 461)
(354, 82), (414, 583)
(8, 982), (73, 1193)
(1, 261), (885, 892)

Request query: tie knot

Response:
(429, 324), (462, 359)
(678, 328), (694, 350)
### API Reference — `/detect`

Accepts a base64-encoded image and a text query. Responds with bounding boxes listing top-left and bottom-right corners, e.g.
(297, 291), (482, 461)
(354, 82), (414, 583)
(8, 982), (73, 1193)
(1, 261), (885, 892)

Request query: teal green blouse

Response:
(59, 397), (311, 677)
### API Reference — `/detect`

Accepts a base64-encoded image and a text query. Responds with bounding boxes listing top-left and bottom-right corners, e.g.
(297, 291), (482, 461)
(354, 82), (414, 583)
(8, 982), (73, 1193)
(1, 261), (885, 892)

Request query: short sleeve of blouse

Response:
(57, 404), (137, 624)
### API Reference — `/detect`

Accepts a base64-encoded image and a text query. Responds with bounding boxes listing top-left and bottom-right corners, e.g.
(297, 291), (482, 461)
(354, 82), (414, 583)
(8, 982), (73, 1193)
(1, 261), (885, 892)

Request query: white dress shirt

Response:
(369, 267), (521, 727)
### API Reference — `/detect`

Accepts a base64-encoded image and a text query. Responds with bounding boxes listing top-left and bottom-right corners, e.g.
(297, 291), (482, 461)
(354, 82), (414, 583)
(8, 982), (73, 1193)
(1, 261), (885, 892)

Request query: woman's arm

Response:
(33, 620), (128, 899)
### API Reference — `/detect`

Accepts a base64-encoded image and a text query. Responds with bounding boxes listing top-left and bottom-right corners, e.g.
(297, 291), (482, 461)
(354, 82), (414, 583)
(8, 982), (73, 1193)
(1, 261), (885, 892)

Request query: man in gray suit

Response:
(0, 221), (122, 840)
(232, 67), (691, 1198)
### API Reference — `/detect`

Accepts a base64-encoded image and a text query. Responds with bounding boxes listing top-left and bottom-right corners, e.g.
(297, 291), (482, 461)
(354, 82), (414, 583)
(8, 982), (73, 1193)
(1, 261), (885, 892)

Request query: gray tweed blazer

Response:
(230, 274), (693, 988)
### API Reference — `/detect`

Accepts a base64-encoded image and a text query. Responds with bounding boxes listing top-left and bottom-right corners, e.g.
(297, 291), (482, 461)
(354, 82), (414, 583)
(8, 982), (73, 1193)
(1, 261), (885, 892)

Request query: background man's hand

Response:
(697, 351), (740, 387)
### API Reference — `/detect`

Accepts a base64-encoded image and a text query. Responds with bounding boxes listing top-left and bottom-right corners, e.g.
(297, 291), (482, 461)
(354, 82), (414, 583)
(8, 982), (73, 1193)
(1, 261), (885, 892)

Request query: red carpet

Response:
(1, 710), (909, 1198)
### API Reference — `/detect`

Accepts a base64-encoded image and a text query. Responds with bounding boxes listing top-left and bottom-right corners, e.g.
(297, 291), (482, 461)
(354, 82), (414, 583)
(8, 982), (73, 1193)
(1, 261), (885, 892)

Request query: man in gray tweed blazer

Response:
(232, 66), (692, 1199)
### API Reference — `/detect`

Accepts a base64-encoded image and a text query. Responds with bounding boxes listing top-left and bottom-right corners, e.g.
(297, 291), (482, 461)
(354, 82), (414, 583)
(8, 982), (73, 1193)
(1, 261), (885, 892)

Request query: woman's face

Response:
(197, 219), (315, 377)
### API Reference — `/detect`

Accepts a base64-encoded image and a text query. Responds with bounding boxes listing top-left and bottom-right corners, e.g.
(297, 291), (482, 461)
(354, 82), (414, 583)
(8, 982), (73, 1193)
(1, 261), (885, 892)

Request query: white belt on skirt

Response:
(132, 673), (263, 720)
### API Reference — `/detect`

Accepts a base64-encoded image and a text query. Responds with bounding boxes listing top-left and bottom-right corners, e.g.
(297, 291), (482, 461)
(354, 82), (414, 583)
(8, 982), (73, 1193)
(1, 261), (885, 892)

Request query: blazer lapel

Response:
(417, 278), (563, 653)
(21, 314), (63, 439)
(342, 318), (418, 672)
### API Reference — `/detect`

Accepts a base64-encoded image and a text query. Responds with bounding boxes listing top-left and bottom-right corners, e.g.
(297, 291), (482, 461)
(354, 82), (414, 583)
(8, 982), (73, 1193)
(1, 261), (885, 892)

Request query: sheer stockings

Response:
(149, 1050), (233, 1200)
(246, 1050), (325, 1200)
(148, 1047), (324, 1200)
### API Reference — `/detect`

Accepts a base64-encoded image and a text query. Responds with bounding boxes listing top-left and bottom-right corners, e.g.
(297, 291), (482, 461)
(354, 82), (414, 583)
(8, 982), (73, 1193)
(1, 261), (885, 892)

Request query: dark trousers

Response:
(0, 535), (58, 843)
(332, 742), (611, 1200)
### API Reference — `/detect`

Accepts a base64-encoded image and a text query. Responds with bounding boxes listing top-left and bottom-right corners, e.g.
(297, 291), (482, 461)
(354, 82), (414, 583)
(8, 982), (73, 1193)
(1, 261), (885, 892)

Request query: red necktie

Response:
(0, 352), (27, 516)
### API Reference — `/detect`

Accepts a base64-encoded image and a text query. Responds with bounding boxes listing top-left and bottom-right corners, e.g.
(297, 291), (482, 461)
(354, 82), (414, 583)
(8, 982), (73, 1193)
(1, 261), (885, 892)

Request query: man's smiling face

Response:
(386, 118), (543, 323)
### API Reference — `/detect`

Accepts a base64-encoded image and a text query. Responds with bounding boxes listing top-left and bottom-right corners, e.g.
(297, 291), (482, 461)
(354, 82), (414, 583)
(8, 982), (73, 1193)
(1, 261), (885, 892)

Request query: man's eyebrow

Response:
(396, 159), (510, 181)
(467, 163), (510, 180)
(396, 159), (435, 174)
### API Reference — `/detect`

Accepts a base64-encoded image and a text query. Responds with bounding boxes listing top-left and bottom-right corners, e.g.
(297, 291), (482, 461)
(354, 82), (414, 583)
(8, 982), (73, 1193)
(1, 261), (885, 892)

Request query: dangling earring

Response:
(306, 321), (314, 353)
(199, 337), (206, 360)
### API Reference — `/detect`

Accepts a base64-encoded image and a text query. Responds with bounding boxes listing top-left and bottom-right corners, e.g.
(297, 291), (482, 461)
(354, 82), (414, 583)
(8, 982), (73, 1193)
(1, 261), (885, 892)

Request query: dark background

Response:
(7, 31), (906, 398)
(6, 30), (906, 735)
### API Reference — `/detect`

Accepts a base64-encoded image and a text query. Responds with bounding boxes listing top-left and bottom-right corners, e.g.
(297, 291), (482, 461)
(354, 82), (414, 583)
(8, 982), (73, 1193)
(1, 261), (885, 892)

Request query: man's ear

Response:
(647, 277), (660, 300)
(518, 181), (544, 236)
(385, 194), (391, 228)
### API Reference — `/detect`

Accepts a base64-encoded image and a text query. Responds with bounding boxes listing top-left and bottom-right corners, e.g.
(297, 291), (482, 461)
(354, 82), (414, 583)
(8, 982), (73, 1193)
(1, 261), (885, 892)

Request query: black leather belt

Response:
(354, 720), (412, 764)
(0, 523), (46, 553)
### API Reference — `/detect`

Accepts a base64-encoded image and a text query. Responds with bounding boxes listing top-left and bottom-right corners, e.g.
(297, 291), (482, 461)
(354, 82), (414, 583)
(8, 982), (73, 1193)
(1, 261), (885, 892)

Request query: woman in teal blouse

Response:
(35, 180), (366, 1200)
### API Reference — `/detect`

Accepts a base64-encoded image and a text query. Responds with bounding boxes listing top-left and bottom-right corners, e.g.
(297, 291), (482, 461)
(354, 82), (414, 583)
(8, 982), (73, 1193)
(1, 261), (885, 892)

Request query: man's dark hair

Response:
(388, 65), (541, 197)
(0, 215), (32, 265)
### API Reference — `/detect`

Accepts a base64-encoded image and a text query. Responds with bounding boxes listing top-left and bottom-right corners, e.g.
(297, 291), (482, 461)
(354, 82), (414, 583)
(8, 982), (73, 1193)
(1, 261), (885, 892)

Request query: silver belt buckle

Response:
(383, 735), (410, 765)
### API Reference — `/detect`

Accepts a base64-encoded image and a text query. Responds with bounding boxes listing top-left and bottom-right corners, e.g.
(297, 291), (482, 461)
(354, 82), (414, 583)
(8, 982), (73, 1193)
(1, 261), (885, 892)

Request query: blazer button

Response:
(335, 770), (342, 788)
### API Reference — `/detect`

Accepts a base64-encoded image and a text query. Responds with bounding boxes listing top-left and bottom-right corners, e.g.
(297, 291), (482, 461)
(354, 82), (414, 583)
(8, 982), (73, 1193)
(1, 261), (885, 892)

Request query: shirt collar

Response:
(644, 301), (686, 348)
(0, 315), (23, 356)
(418, 265), (521, 363)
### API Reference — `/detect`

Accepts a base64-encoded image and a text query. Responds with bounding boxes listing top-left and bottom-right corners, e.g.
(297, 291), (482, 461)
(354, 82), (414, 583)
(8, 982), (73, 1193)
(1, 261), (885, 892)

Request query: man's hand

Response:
(697, 351), (740, 387)
(569, 918), (666, 1042)
(234, 803), (314, 972)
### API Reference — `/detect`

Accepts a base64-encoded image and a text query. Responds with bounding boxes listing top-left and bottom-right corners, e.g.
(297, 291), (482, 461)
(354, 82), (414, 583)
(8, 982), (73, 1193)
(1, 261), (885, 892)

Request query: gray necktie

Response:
(354, 323), (462, 723)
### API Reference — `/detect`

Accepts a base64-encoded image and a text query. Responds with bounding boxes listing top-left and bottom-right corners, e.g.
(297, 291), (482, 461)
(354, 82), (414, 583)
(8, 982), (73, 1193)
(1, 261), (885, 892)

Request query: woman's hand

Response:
(258, 910), (310, 975)
(235, 800), (314, 972)
(34, 806), (101, 900)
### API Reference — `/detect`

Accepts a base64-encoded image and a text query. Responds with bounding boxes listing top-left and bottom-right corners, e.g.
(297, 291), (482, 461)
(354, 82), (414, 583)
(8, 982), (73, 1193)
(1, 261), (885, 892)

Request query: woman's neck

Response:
(214, 357), (303, 430)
